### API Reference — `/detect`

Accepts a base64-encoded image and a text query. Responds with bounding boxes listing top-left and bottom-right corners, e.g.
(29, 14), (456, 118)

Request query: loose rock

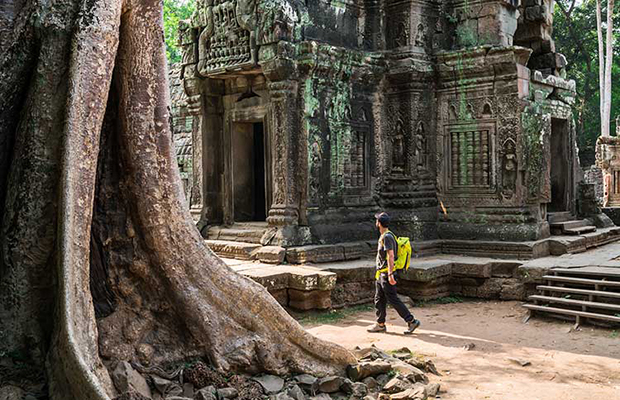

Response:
(111, 361), (152, 399)
(217, 388), (238, 398)
(151, 376), (182, 397)
(362, 377), (378, 391)
(383, 377), (408, 394)
(425, 383), (440, 397)
(195, 386), (217, 400)
(317, 376), (344, 393)
(389, 384), (426, 400)
(287, 384), (306, 400)
(347, 361), (392, 381)
(294, 374), (318, 387)
(252, 375), (285, 394)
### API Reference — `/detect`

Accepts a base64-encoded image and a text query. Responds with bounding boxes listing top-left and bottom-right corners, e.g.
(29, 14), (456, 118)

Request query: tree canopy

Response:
(554, 0), (620, 156)
(164, 0), (195, 64)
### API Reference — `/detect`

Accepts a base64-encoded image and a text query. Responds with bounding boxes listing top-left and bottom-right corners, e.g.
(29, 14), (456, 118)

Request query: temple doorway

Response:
(232, 121), (267, 222)
(549, 118), (570, 212)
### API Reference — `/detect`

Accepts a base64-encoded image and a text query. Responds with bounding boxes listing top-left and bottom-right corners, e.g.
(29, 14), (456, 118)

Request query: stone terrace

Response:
(223, 240), (620, 311)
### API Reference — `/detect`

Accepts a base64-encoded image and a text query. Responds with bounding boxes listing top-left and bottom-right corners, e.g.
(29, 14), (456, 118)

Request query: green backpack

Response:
(375, 230), (412, 280)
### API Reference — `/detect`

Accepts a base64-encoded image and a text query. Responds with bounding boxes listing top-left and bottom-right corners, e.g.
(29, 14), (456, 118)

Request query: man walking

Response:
(367, 212), (421, 334)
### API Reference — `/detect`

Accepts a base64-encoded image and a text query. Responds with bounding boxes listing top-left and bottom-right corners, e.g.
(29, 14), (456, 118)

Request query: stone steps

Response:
(550, 219), (597, 235)
(523, 266), (620, 327)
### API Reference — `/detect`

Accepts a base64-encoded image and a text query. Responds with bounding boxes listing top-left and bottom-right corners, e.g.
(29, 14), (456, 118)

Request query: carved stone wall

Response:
(176, 0), (582, 245)
(169, 65), (195, 205)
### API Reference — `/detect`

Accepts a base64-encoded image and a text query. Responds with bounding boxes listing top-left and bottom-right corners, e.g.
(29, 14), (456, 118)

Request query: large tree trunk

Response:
(603, 0), (615, 136)
(0, 1), (356, 398)
(596, 0), (607, 136)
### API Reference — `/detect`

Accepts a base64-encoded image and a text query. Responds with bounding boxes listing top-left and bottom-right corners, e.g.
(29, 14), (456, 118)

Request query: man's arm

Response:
(387, 249), (395, 275)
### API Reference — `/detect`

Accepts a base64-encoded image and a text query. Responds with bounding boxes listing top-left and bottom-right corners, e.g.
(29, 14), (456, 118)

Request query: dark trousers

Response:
(375, 272), (414, 324)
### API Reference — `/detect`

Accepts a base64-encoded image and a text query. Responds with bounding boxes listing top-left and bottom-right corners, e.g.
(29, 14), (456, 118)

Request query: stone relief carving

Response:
(501, 138), (517, 199)
(392, 118), (407, 175)
(388, 10), (410, 48)
(449, 129), (491, 188)
(415, 23), (427, 47)
(309, 138), (322, 204)
(414, 121), (428, 174)
(195, 0), (258, 76)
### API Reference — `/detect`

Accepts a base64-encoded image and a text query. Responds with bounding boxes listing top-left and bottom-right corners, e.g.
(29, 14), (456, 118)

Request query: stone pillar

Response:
(261, 59), (310, 245)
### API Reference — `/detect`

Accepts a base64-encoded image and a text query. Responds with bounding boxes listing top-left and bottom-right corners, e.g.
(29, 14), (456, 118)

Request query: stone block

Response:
(288, 289), (331, 310)
(269, 288), (288, 306)
(253, 246), (286, 264)
(111, 361), (152, 399)
(490, 262), (521, 277)
(400, 260), (452, 282)
(204, 240), (260, 260)
(475, 278), (502, 299)
(286, 245), (345, 264)
(500, 280), (526, 300)
(343, 242), (373, 260)
(452, 262), (492, 278)
(525, 6), (546, 22)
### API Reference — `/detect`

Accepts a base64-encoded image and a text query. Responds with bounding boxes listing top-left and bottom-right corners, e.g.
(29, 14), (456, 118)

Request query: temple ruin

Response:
(171, 0), (618, 263)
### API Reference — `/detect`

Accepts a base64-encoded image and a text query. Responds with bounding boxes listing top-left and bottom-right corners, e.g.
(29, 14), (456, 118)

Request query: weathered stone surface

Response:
(451, 262), (492, 278)
(317, 376), (345, 393)
(217, 388), (239, 398)
(393, 362), (427, 383)
(111, 361), (152, 399)
(288, 289), (332, 310)
(254, 246), (287, 264)
(287, 385), (306, 400)
(295, 374), (318, 387)
(204, 240), (260, 260)
(383, 377), (408, 394)
(347, 361), (392, 381)
(425, 383), (440, 397)
(196, 386), (217, 400)
(361, 377), (379, 391)
(253, 375), (285, 394)
(389, 385), (427, 400)
(287, 245), (346, 264)
(151, 375), (182, 397)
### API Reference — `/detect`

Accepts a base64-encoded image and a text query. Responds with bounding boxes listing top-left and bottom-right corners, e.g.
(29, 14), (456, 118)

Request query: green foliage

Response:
(554, 0), (620, 153)
(163, 0), (195, 65)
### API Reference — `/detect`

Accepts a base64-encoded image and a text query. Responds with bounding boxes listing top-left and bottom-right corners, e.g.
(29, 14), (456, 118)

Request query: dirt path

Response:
(306, 300), (620, 400)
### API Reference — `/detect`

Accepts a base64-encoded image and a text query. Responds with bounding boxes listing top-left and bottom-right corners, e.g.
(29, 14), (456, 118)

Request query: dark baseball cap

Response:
(374, 212), (390, 226)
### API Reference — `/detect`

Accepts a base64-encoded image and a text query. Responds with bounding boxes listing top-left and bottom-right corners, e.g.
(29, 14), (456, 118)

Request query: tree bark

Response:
(0, 0), (356, 398)
(603, 0), (615, 136)
(596, 0), (607, 136)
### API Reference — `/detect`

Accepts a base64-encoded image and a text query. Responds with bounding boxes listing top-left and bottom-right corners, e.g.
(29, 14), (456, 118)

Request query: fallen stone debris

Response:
(108, 346), (442, 400)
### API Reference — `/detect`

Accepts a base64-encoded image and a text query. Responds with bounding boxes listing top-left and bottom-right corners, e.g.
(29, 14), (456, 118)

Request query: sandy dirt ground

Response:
(306, 300), (620, 400)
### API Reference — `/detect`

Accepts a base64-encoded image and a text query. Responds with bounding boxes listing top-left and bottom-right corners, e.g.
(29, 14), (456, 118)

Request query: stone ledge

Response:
(205, 240), (261, 260)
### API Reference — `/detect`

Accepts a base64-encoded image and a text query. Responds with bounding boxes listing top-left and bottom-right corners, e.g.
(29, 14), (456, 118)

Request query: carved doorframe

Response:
(222, 99), (272, 224)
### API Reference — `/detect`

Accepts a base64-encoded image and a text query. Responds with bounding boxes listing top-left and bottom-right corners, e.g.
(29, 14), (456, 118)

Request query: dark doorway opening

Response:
(549, 118), (569, 212)
(232, 122), (267, 221)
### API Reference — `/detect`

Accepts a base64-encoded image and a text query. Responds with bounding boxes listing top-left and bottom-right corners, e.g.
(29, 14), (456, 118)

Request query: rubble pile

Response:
(109, 346), (442, 400)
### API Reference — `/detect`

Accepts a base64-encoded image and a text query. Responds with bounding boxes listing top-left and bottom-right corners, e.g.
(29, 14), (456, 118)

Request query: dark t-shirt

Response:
(376, 232), (398, 271)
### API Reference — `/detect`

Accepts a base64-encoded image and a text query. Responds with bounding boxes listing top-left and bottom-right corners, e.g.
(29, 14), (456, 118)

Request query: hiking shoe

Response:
(367, 324), (387, 333)
(404, 319), (421, 335)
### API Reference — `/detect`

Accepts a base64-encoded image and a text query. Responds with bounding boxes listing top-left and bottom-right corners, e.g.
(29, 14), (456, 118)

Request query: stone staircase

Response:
(523, 266), (620, 327)
(548, 211), (597, 235)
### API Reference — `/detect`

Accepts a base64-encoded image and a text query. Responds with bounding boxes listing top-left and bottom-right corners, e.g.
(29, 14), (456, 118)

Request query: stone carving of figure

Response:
(392, 118), (407, 174)
(309, 140), (322, 203)
(414, 122), (427, 172)
(415, 23), (426, 47)
(502, 139), (517, 198)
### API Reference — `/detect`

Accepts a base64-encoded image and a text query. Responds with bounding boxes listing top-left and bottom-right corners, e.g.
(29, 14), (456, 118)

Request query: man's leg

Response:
(368, 278), (387, 332)
(375, 278), (387, 324)
(382, 278), (413, 322)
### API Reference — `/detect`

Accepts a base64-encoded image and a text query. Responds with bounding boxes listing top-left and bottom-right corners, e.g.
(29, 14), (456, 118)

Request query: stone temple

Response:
(171, 0), (618, 265)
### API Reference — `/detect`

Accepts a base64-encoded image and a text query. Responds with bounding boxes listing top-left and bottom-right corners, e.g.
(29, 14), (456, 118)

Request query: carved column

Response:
(265, 78), (303, 227)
